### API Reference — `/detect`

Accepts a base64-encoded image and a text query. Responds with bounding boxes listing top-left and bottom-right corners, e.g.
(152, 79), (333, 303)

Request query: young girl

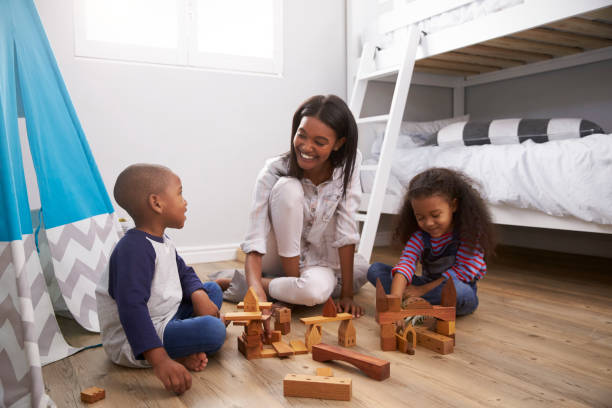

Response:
(367, 167), (495, 316)
(218, 95), (368, 316)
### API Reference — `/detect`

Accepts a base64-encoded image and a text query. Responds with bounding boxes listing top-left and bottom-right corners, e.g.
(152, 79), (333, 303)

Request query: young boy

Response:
(96, 164), (226, 395)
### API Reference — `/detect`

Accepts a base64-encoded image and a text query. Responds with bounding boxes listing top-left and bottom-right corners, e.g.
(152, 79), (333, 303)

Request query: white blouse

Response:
(241, 151), (362, 270)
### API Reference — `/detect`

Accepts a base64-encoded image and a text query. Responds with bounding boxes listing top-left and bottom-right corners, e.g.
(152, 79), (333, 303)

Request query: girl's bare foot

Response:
(215, 278), (231, 291)
(176, 352), (208, 372)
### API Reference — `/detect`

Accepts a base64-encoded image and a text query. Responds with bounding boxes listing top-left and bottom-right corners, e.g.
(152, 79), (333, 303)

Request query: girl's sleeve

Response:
(444, 242), (487, 282)
(391, 231), (424, 284)
(241, 156), (287, 255)
(333, 150), (362, 248)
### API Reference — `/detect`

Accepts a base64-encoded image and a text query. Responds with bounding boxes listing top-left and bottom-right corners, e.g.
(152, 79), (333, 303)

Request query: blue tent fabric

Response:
(1, 1), (120, 406)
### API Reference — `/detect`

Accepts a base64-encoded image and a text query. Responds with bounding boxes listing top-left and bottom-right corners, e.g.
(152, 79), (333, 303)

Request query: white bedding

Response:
(361, 134), (612, 224)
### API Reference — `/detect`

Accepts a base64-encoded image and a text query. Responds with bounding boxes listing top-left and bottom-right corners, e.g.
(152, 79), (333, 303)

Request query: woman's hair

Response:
(285, 94), (358, 197)
(396, 167), (495, 256)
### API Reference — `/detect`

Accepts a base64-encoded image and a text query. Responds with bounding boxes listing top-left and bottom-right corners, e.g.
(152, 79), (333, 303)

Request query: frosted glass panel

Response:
(196, 0), (274, 58)
(84, 0), (178, 49)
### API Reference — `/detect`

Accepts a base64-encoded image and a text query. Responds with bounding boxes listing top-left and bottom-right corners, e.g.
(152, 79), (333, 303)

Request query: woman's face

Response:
(293, 116), (345, 175)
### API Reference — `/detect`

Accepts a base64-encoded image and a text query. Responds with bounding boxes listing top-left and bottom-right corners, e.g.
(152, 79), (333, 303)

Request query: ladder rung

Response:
(359, 66), (400, 81)
(355, 213), (368, 222)
(357, 114), (389, 124)
(361, 164), (378, 171)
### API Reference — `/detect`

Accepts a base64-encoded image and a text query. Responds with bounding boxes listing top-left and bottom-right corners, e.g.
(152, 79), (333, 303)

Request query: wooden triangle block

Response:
(441, 278), (457, 307)
(322, 297), (337, 317)
(243, 287), (260, 312)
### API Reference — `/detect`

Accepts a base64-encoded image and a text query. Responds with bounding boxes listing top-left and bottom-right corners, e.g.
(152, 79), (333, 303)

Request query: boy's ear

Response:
(148, 193), (164, 214)
(333, 137), (346, 152)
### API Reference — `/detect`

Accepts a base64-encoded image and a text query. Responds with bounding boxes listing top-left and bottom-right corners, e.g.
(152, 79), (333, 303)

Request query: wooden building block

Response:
(396, 325), (416, 355)
(283, 374), (351, 401)
(274, 320), (291, 335)
(312, 343), (390, 381)
(316, 367), (333, 377)
(271, 330), (282, 343)
(397, 337), (416, 355)
(260, 348), (278, 358)
(242, 333), (262, 346)
(380, 323), (396, 338)
(338, 319), (356, 347)
(436, 320), (456, 336)
(377, 306), (455, 324)
(238, 301), (273, 309)
(322, 297), (337, 317)
(376, 279), (388, 313)
(441, 278), (457, 307)
(275, 307), (291, 323)
(81, 386), (105, 404)
(415, 327), (454, 355)
(246, 320), (263, 335)
(305, 324), (322, 351)
(386, 295), (401, 312)
(225, 311), (262, 321)
(300, 313), (353, 325)
(290, 340), (309, 355)
(272, 341), (295, 357)
(237, 336), (261, 360)
(232, 320), (248, 326)
(242, 288), (260, 312)
(380, 335), (397, 351)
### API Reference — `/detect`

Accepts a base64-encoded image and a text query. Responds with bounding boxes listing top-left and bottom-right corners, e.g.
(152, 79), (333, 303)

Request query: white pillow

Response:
(369, 115), (470, 157)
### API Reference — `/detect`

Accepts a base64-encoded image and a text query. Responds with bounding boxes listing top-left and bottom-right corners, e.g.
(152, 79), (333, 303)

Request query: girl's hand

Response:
(402, 277), (445, 299)
(335, 297), (364, 318)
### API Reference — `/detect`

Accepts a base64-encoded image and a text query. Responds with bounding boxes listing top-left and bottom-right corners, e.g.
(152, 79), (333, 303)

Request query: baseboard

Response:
(177, 243), (241, 265)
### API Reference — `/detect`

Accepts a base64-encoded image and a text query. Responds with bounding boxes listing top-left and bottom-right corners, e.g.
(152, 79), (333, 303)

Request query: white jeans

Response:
(263, 177), (368, 306)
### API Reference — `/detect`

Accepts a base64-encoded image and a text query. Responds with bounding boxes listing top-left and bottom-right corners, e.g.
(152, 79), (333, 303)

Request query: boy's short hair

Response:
(114, 164), (172, 221)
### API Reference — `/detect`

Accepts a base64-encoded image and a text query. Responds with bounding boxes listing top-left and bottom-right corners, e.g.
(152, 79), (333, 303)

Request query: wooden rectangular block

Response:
(386, 295), (401, 312)
(316, 367), (333, 377)
(237, 336), (261, 359)
(275, 307), (291, 323)
(242, 333), (262, 346)
(415, 327), (454, 355)
(237, 301), (273, 309)
(246, 321), (263, 335)
(81, 386), (105, 403)
(271, 330), (282, 343)
(283, 374), (351, 401)
(380, 335), (397, 351)
(275, 320), (291, 335)
(225, 311), (262, 321)
(289, 340), (308, 355)
(260, 348), (278, 358)
(380, 323), (396, 337)
(377, 306), (455, 324)
(300, 313), (353, 325)
(436, 320), (455, 336)
(272, 341), (295, 357)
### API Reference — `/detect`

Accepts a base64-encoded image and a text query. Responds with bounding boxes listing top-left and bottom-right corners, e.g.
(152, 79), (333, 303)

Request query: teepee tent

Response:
(1, 0), (120, 406)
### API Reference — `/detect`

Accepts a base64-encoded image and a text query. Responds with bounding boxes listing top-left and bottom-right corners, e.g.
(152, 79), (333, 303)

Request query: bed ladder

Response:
(350, 25), (420, 262)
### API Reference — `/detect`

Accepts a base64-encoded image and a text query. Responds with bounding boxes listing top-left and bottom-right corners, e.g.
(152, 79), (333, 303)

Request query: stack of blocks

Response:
(274, 307), (291, 334)
(300, 298), (356, 351)
(375, 278), (456, 355)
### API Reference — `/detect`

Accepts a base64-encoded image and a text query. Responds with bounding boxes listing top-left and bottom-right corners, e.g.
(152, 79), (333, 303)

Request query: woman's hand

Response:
(335, 297), (364, 318)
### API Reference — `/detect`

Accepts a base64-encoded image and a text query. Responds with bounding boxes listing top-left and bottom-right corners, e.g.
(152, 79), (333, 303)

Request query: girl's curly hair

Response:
(396, 168), (495, 257)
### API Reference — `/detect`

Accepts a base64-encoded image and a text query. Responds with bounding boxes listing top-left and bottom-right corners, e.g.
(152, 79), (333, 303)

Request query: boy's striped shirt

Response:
(391, 231), (486, 283)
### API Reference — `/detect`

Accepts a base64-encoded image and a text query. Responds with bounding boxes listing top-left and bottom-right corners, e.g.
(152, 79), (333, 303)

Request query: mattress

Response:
(360, 133), (612, 224)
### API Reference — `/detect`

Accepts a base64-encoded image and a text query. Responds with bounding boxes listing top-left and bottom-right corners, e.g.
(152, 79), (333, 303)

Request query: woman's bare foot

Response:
(176, 352), (208, 372)
(215, 278), (231, 291)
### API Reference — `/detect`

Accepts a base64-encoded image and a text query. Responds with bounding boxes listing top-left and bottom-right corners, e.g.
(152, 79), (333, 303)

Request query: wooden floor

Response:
(43, 246), (612, 407)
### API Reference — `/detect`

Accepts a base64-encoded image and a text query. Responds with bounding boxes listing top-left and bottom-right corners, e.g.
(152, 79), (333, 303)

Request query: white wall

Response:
(34, 0), (347, 262)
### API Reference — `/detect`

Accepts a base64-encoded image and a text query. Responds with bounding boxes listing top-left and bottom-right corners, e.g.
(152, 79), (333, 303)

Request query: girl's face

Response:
(293, 116), (345, 177)
(411, 194), (457, 238)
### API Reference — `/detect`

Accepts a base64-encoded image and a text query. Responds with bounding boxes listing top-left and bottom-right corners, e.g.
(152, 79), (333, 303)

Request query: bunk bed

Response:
(347, 0), (612, 260)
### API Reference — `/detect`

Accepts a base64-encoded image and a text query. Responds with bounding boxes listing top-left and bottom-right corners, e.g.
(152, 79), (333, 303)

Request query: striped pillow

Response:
(435, 118), (604, 147)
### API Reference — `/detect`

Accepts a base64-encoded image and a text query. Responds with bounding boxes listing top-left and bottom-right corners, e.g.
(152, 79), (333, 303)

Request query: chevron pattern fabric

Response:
(44, 213), (121, 332)
(1, 239), (55, 408)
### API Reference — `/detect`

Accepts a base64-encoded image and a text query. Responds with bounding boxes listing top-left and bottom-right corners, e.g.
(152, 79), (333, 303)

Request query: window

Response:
(74, 0), (283, 75)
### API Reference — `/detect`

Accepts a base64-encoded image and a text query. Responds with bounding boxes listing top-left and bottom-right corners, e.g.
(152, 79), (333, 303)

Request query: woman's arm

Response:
(245, 251), (267, 302)
(336, 244), (364, 317)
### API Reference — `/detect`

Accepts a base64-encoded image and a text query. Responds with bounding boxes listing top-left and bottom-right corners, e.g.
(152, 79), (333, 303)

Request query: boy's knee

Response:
(202, 281), (223, 307)
(271, 177), (304, 207)
(202, 317), (226, 353)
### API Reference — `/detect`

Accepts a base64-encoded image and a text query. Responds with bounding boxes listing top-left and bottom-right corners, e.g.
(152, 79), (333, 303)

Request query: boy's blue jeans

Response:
(367, 262), (479, 316)
(163, 281), (226, 358)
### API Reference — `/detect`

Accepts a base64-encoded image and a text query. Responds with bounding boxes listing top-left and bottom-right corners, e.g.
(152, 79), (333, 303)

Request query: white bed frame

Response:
(347, 0), (612, 260)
